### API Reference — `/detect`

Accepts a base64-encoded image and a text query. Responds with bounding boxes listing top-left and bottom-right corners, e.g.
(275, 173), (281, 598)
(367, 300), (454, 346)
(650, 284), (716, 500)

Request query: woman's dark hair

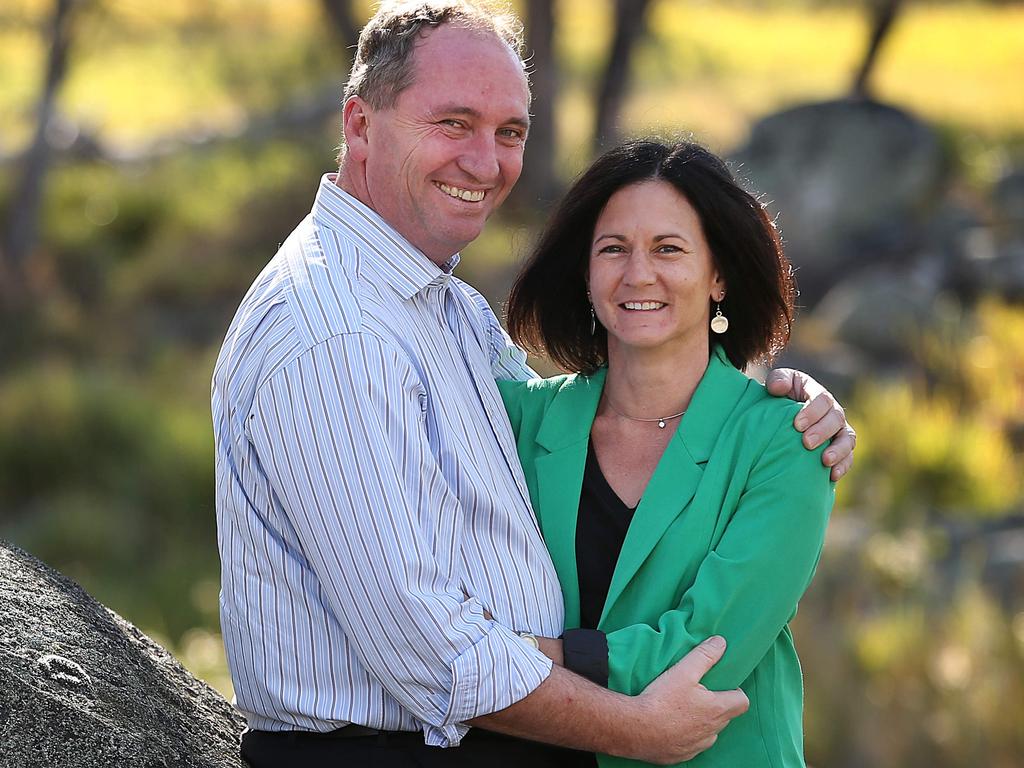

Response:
(506, 139), (795, 373)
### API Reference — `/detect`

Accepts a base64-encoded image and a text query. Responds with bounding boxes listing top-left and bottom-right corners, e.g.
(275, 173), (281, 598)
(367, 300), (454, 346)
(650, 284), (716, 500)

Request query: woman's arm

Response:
(606, 418), (835, 695)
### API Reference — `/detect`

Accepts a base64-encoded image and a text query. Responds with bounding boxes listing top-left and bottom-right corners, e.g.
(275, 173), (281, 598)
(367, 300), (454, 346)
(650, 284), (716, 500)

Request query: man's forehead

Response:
(407, 24), (530, 110)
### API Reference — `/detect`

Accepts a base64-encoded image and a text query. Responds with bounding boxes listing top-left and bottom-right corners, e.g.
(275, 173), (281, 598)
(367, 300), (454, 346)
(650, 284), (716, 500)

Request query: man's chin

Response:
(436, 220), (488, 251)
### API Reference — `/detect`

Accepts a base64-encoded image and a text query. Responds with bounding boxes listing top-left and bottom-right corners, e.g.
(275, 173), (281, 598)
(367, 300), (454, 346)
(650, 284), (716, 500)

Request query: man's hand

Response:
(765, 367), (856, 481)
(628, 636), (749, 765)
(470, 635), (745, 763)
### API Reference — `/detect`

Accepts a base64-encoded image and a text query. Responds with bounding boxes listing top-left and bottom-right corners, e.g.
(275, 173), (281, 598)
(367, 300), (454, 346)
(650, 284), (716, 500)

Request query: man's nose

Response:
(458, 133), (500, 182)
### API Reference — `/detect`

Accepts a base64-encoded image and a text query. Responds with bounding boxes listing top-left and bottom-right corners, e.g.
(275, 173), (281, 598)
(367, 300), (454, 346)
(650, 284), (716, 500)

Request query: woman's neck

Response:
(601, 339), (710, 422)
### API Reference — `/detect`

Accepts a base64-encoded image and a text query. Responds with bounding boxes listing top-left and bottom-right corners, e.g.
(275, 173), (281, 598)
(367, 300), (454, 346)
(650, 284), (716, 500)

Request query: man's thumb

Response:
(764, 367), (793, 395)
(681, 636), (726, 680)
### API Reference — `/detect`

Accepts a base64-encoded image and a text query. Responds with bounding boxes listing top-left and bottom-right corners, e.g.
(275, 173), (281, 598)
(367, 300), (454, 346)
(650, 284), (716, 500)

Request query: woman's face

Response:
(588, 180), (724, 361)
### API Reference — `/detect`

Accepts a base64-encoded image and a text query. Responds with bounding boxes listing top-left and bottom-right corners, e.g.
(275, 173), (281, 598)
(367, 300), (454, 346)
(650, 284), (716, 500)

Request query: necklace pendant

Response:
(658, 419), (666, 429)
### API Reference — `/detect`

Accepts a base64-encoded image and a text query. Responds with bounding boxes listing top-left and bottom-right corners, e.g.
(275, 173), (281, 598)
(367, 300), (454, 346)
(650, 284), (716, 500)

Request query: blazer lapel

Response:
(599, 346), (753, 626)
(532, 369), (606, 630)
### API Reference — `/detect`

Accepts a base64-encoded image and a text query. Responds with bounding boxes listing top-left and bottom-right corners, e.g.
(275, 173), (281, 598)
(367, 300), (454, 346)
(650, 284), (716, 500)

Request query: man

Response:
(212, 2), (855, 766)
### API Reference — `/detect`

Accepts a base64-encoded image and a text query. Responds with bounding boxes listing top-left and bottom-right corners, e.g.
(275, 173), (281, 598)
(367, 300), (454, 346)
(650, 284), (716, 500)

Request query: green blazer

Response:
(498, 346), (835, 768)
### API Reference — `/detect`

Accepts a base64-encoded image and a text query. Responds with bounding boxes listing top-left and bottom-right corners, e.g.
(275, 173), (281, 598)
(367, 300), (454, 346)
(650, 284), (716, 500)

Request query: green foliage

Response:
(793, 300), (1024, 766)
(841, 300), (1024, 524)
(797, 569), (1024, 767)
(0, 363), (219, 640)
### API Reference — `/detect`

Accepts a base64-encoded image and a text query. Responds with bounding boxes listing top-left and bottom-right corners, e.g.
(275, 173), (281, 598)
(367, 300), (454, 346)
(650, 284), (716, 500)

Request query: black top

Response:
(560, 441), (635, 690)
(576, 440), (638, 630)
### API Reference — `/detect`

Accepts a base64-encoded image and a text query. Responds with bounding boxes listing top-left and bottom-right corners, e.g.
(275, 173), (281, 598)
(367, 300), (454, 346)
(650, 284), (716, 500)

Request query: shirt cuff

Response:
(429, 622), (552, 746)
(563, 628), (609, 687)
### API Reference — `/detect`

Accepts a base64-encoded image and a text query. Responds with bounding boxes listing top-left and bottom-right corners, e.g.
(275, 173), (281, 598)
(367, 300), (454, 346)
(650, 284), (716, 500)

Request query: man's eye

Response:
(441, 119), (465, 129)
(499, 128), (525, 142)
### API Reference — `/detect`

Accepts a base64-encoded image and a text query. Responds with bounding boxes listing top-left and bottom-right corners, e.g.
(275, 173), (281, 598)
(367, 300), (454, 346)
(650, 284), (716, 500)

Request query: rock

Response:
(807, 262), (953, 365)
(993, 168), (1024, 237)
(731, 99), (947, 307)
(0, 541), (246, 768)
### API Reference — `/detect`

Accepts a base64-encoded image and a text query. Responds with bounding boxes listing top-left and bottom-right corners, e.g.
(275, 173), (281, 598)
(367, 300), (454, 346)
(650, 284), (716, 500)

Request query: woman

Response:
(498, 139), (835, 767)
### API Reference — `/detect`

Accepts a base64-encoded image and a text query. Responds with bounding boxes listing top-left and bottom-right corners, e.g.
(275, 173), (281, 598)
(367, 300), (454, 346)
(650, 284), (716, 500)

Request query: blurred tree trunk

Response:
(319, 0), (361, 64)
(592, 0), (653, 154)
(850, 0), (903, 99)
(1, 0), (81, 315)
(512, 0), (560, 211)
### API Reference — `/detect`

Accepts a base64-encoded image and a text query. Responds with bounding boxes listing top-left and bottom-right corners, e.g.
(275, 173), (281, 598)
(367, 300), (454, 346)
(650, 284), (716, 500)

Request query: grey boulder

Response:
(0, 540), (245, 768)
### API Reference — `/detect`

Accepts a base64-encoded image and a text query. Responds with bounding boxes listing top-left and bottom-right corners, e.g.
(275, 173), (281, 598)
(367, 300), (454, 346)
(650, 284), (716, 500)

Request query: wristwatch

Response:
(516, 631), (540, 650)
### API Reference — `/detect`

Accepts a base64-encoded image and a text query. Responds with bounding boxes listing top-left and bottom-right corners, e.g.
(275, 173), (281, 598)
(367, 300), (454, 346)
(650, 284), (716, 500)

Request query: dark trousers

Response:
(241, 727), (598, 768)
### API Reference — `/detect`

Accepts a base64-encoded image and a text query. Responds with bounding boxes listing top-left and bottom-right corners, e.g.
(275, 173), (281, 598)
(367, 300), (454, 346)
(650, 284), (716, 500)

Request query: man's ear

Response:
(342, 96), (371, 162)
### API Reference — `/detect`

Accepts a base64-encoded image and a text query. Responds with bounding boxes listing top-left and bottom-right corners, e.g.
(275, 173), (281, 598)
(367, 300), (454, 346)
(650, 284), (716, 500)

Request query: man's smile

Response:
(435, 182), (487, 202)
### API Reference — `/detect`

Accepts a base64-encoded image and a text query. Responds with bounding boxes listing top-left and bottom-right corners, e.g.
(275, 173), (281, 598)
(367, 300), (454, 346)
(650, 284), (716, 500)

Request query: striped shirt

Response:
(212, 175), (564, 747)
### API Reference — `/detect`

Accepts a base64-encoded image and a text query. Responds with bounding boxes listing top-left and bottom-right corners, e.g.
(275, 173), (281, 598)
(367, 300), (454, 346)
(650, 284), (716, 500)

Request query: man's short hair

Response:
(344, 0), (526, 110)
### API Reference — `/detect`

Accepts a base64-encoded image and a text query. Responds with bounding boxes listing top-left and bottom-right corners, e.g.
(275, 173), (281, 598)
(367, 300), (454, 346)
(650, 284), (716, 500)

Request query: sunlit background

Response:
(1, 1), (1022, 766)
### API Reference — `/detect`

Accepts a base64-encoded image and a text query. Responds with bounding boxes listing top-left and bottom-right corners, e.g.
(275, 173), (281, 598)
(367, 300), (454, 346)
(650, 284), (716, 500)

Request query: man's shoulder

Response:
(450, 276), (498, 325)
(214, 218), (368, 396)
(275, 216), (366, 345)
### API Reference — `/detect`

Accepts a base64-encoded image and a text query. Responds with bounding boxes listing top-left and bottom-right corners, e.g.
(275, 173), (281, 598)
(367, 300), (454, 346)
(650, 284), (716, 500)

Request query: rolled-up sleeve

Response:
(247, 332), (551, 745)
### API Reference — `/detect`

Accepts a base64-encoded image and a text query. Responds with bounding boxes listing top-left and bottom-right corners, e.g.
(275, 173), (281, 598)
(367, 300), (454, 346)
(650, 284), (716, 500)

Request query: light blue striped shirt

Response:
(212, 175), (564, 747)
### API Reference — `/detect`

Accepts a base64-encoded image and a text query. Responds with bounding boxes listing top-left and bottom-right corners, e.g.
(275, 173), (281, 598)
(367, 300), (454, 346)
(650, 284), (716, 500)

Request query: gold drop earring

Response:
(710, 293), (729, 334)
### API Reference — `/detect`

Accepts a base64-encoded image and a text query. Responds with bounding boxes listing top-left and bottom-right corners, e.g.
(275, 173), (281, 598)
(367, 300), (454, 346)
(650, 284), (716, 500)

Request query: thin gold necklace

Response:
(604, 398), (686, 429)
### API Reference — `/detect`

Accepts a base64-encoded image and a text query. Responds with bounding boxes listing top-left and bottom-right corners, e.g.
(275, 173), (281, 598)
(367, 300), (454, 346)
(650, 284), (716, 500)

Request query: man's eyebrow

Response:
(433, 104), (530, 129)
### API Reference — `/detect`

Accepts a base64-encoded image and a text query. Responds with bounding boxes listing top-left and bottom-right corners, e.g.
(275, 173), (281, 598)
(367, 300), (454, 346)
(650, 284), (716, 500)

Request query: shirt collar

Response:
(310, 174), (460, 300)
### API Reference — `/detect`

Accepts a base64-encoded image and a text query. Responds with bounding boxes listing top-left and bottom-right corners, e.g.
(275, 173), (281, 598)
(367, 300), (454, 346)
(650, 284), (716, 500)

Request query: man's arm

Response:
(248, 334), (550, 745)
(465, 280), (858, 481)
(765, 367), (856, 481)
(471, 637), (749, 766)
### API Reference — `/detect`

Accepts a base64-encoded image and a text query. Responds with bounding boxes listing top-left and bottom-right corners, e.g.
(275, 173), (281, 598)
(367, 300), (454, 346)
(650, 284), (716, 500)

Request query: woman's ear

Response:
(712, 273), (727, 302)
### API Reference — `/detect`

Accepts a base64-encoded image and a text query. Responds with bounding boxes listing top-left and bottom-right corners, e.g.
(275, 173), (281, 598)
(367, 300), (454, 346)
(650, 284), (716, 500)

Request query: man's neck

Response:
(332, 163), (458, 268)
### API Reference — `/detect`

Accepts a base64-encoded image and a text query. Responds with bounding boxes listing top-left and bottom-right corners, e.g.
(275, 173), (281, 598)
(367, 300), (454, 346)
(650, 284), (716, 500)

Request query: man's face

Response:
(358, 24), (530, 265)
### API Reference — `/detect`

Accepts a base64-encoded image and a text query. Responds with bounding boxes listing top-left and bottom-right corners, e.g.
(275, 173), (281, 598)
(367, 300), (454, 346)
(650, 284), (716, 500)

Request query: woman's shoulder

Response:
(497, 372), (583, 428)
(497, 371), (576, 400)
(729, 377), (822, 464)
(737, 377), (804, 425)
